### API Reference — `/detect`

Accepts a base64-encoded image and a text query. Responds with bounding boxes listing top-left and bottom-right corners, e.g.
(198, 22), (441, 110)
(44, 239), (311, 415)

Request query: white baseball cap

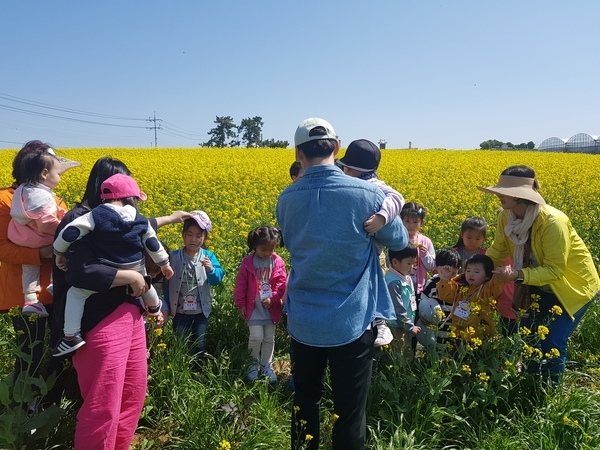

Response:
(294, 117), (338, 147)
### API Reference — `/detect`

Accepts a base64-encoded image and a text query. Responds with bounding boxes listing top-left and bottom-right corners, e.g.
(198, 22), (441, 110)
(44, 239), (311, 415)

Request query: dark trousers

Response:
(291, 328), (375, 450)
(521, 287), (593, 382)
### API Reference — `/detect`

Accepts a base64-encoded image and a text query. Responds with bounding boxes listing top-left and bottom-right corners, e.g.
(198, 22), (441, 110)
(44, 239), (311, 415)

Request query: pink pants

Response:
(72, 302), (147, 450)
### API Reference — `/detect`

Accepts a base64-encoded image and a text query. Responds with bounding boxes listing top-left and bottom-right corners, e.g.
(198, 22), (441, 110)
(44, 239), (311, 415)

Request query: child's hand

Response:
(261, 297), (272, 309)
(238, 306), (246, 319)
(161, 264), (174, 280)
(437, 265), (454, 281)
(154, 311), (166, 328)
(417, 244), (428, 258)
(200, 256), (213, 272)
(412, 326), (422, 335)
(364, 214), (385, 235)
(55, 254), (68, 272)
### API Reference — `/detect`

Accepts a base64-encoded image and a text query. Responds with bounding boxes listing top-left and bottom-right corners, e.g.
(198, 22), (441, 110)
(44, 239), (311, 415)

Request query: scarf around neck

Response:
(503, 204), (540, 270)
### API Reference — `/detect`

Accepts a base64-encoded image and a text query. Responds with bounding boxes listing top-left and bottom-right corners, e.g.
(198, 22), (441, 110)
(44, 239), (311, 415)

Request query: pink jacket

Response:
(8, 183), (66, 248)
(234, 253), (287, 324)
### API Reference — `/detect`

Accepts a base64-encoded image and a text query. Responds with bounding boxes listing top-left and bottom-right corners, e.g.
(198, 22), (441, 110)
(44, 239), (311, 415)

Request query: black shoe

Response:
(53, 333), (86, 357)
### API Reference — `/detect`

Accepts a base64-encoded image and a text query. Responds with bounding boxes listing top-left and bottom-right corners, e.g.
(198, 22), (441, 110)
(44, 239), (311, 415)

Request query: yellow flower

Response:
(15, 329), (25, 336)
(157, 342), (167, 349)
(488, 297), (497, 307)
(27, 313), (40, 322)
(300, 420), (307, 426)
(550, 305), (563, 315)
(522, 344), (534, 358)
(8, 306), (20, 317)
(462, 364), (472, 375)
(470, 337), (482, 348)
(332, 413), (339, 422)
(563, 416), (579, 427)
(529, 301), (540, 312)
(519, 326), (531, 336)
(305, 434), (313, 442)
(545, 348), (560, 359)
(476, 372), (490, 382)
(537, 325), (549, 341)
(217, 440), (231, 450)
(293, 406), (300, 413)
(154, 327), (163, 336)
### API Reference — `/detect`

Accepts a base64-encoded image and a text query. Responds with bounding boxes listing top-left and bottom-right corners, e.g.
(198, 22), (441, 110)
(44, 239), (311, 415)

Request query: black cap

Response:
(337, 139), (381, 172)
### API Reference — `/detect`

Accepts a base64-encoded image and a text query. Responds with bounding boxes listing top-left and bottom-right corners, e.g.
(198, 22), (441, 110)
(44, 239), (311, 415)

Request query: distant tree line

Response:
(200, 116), (289, 148)
(480, 139), (535, 150)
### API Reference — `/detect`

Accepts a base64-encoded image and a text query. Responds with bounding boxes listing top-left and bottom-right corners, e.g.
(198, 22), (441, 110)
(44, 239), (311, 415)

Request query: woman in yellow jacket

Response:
(479, 165), (600, 381)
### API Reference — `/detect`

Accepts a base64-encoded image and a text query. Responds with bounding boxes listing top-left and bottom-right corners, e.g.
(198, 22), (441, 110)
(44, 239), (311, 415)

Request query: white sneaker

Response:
(261, 362), (278, 384)
(374, 321), (393, 347)
(22, 302), (49, 318)
(247, 363), (259, 382)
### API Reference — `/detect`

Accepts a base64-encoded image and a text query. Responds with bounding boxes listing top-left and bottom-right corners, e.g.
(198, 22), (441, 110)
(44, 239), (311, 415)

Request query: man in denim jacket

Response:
(276, 118), (408, 450)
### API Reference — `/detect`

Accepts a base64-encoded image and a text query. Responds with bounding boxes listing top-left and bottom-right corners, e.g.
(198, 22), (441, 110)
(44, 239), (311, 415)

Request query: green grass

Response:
(0, 294), (599, 449)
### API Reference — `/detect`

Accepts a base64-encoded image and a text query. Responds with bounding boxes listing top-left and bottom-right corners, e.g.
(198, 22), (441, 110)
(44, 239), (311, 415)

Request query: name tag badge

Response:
(259, 282), (273, 300)
(454, 300), (471, 320)
(410, 294), (418, 312)
(183, 294), (198, 311)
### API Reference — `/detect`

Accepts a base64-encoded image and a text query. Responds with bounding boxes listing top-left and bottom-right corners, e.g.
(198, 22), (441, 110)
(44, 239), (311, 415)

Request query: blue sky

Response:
(1, 1), (599, 149)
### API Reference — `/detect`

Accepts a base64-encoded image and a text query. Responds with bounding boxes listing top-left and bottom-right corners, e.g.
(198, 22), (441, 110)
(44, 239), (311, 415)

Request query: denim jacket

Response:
(276, 164), (408, 346)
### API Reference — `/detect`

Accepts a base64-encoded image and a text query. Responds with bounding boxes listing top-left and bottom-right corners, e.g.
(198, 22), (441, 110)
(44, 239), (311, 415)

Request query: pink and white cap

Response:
(190, 210), (212, 232)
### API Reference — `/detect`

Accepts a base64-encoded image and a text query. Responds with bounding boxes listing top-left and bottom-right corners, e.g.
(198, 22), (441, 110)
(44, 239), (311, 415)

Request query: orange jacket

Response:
(0, 186), (64, 311)
(437, 274), (505, 339)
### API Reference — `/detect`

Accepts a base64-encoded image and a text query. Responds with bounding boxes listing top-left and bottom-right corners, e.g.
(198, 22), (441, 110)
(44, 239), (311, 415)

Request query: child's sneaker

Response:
(22, 302), (49, 318)
(374, 320), (393, 347)
(53, 333), (86, 357)
(247, 363), (260, 382)
(261, 362), (278, 384)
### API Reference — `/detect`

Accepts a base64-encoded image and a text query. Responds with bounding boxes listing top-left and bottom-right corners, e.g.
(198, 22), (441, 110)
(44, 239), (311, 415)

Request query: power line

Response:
(0, 92), (205, 147)
(0, 104), (148, 129)
(0, 93), (146, 121)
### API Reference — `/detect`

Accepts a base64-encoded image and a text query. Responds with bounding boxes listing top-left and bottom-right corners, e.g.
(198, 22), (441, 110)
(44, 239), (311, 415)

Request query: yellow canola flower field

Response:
(2, 148), (599, 271)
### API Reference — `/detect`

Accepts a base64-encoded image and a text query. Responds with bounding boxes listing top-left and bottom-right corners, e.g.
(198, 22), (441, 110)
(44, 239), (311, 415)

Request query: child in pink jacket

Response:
(234, 225), (287, 383)
(8, 148), (71, 317)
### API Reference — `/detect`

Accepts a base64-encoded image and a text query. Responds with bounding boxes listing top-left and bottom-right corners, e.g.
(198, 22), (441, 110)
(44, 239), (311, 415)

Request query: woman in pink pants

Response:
(52, 157), (189, 449)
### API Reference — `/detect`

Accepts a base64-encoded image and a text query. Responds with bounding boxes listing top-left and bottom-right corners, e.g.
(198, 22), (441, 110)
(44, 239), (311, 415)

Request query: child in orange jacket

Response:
(437, 254), (505, 340)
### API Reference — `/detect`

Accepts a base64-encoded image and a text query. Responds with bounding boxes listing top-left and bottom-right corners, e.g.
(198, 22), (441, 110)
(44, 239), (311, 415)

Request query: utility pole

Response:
(146, 112), (162, 147)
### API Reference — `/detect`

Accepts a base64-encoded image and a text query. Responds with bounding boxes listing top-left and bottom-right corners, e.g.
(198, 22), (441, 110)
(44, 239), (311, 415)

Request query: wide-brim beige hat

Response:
(477, 175), (546, 205)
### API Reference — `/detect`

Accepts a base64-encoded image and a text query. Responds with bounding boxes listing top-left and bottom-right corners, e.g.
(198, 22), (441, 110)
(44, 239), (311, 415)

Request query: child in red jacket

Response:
(234, 225), (287, 383)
